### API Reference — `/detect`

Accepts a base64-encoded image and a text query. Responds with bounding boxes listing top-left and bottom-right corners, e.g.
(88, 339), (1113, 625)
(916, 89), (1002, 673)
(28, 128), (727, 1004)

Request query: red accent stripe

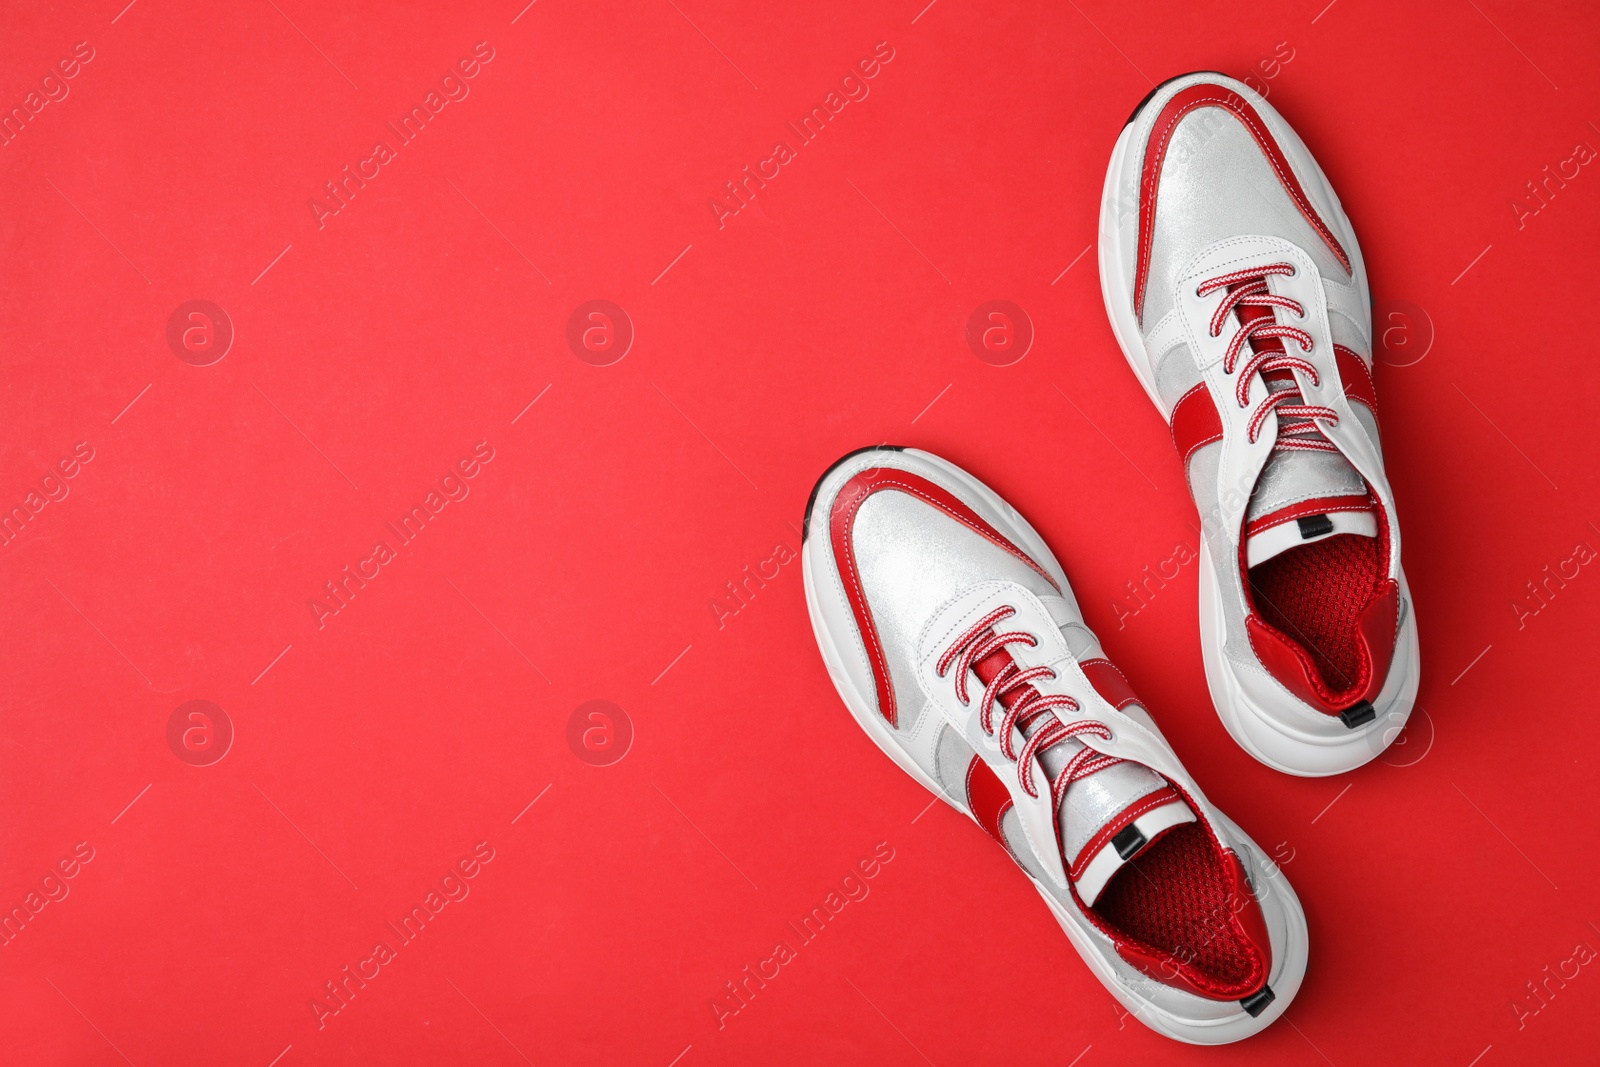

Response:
(1168, 351), (1377, 467)
(1244, 494), (1373, 539)
(1169, 382), (1223, 468)
(1356, 578), (1400, 705)
(828, 467), (1059, 727)
(1334, 344), (1378, 423)
(1068, 785), (1179, 878)
(964, 755), (1013, 847)
(1135, 83), (1352, 323)
(1079, 657), (1142, 711)
(1227, 850), (1275, 974)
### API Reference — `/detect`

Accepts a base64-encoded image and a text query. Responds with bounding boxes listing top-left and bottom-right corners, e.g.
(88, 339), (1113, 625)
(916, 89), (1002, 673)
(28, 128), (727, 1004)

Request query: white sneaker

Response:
(801, 446), (1306, 1044)
(1098, 71), (1420, 777)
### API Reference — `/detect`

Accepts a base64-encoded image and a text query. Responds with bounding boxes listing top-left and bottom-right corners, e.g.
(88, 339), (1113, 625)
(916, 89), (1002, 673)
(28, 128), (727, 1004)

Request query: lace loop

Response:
(1200, 263), (1339, 449)
(938, 606), (1118, 801)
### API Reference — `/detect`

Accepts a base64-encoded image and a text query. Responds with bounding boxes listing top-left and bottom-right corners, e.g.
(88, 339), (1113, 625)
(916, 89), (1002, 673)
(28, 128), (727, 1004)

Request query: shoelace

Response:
(936, 606), (1120, 810)
(1198, 263), (1339, 453)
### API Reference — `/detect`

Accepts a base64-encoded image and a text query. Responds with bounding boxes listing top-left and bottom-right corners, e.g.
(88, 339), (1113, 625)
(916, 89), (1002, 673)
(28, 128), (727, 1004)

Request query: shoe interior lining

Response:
(1248, 532), (1382, 694)
(1093, 822), (1260, 995)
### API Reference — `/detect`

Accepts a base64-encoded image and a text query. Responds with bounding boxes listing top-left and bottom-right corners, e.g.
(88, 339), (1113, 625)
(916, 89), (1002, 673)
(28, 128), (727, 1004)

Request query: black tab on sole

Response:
(1111, 823), (1148, 861)
(1240, 985), (1276, 1017)
(1339, 700), (1377, 729)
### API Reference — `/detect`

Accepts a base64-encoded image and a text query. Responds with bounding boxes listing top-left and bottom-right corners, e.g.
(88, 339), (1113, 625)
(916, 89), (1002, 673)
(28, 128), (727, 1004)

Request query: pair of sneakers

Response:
(799, 72), (1419, 1044)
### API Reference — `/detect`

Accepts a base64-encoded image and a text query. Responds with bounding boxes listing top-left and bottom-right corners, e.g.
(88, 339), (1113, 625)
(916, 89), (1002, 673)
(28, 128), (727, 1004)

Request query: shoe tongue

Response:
(1243, 380), (1376, 567)
(1227, 291), (1379, 566)
(971, 650), (1195, 906)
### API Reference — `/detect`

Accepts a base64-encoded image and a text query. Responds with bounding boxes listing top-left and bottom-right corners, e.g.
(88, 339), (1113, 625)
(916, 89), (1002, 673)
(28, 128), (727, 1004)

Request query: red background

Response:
(2, 0), (1597, 1063)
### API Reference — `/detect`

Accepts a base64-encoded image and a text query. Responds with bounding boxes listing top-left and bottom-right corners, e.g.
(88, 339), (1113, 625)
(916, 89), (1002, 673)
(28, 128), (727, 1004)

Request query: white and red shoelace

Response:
(937, 606), (1120, 810)
(1198, 263), (1340, 453)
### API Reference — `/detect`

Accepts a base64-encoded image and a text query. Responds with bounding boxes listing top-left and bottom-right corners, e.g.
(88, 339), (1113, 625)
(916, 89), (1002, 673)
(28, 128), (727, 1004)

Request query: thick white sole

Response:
(800, 448), (1307, 1043)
